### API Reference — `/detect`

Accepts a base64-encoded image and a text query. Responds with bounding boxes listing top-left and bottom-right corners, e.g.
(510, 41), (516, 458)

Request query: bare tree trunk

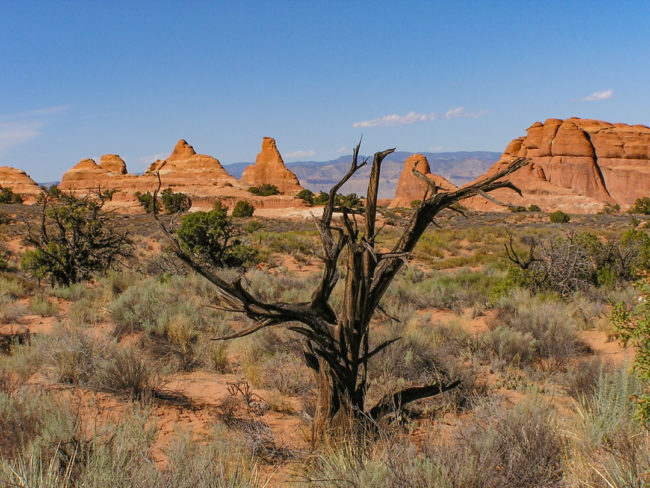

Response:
(152, 146), (529, 443)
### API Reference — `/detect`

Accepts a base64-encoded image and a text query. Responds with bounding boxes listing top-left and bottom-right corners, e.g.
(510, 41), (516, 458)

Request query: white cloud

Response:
(583, 89), (613, 101)
(353, 111), (435, 128)
(285, 149), (316, 159)
(0, 120), (44, 156)
(443, 107), (487, 119)
(0, 105), (70, 156)
(336, 146), (347, 153)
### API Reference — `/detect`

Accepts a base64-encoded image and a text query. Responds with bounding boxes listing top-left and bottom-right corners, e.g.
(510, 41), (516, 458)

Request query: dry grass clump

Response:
(39, 327), (164, 401)
(385, 265), (505, 312)
(369, 314), (485, 416)
(236, 327), (312, 397)
(0, 292), (27, 323)
(566, 367), (649, 487)
(0, 405), (262, 488)
(484, 289), (585, 370)
(301, 394), (566, 488)
(109, 275), (230, 371)
(29, 294), (59, 317)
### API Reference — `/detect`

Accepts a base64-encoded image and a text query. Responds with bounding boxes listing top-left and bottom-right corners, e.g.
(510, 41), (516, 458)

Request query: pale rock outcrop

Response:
(240, 137), (303, 194)
(466, 118), (650, 213)
(389, 154), (457, 208)
(0, 166), (43, 203)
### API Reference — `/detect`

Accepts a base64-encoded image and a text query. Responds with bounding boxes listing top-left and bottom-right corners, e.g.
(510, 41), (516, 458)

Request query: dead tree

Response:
(153, 144), (528, 442)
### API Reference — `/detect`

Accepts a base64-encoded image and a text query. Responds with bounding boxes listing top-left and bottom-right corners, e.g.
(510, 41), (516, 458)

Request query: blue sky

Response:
(1, 0), (648, 181)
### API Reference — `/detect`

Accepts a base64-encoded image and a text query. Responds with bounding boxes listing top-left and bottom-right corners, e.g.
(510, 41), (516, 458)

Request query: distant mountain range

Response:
(225, 151), (501, 198)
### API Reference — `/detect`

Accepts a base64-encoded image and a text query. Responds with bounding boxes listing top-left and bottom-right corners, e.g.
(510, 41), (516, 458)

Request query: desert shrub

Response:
(175, 201), (258, 268)
(93, 346), (162, 401)
(0, 388), (80, 462)
(528, 204), (541, 212)
(483, 326), (537, 367)
(100, 269), (140, 297)
(160, 187), (191, 213)
(509, 205), (527, 213)
(42, 327), (163, 400)
(232, 200), (255, 218)
(487, 290), (581, 369)
(49, 282), (89, 301)
(0, 186), (23, 204)
(30, 295), (58, 317)
(628, 196), (650, 215)
(313, 191), (329, 205)
(0, 209), (11, 224)
(304, 395), (565, 488)
(0, 293), (27, 323)
(610, 279), (650, 423)
(135, 190), (159, 213)
(68, 295), (104, 326)
(599, 202), (620, 214)
(563, 357), (610, 399)
(570, 367), (648, 486)
(409, 199), (422, 209)
(296, 189), (314, 204)
(248, 184), (279, 196)
(0, 274), (30, 298)
(0, 245), (8, 271)
(308, 192), (361, 208)
(21, 193), (133, 285)
(549, 210), (570, 223)
(110, 276), (228, 370)
(0, 412), (261, 488)
(504, 230), (650, 296)
(337, 193), (361, 208)
(386, 266), (504, 312)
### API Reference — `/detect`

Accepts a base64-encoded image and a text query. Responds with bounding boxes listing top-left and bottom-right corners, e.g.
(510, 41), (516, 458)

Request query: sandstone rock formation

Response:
(143, 139), (241, 189)
(240, 137), (303, 194)
(58, 139), (307, 213)
(389, 154), (457, 208)
(99, 154), (127, 175)
(466, 118), (650, 213)
(0, 166), (43, 203)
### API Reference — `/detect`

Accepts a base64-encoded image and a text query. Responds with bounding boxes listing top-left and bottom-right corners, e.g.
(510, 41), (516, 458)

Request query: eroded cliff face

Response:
(466, 118), (650, 213)
(0, 166), (43, 203)
(389, 154), (457, 208)
(240, 137), (303, 194)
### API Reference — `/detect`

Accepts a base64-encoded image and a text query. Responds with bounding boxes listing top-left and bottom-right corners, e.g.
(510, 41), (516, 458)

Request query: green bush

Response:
(599, 203), (620, 214)
(232, 200), (255, 218)
(161, 188), (191, 213)
(175, 201), (257, 268)
(628, 197), (650, 215)
(21, 194), (133, 285)
(296, 189), (314, 204)
(549, 210), (570, 223)
(313, 191), (329, 205)
(135, 191), (159, 214)
(0, 187), (22, 204)
(528, 204), (541, 212)
(610, 280), (650, 424)
(248, 184), (279, 196)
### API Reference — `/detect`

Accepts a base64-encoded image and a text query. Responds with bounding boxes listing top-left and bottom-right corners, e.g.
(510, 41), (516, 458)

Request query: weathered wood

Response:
(154, 147), (530, 443)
